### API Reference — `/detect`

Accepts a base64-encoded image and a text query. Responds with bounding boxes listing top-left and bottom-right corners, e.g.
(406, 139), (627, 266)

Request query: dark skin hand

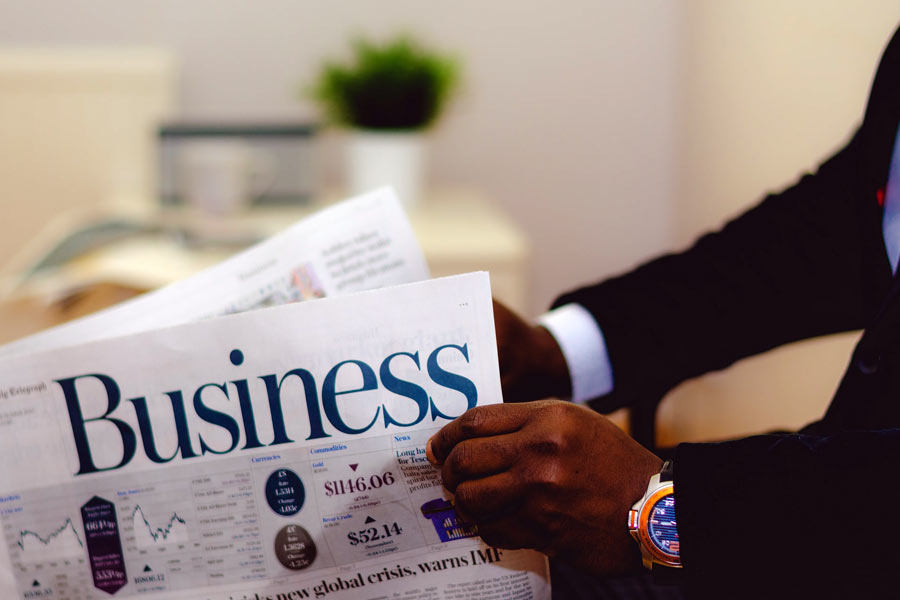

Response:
(426, 400), (662, 576)
(492, 300), (572, 403)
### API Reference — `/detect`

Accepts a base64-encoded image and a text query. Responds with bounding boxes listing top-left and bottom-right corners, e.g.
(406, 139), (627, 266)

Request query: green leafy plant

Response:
(310, 35), (459, 130)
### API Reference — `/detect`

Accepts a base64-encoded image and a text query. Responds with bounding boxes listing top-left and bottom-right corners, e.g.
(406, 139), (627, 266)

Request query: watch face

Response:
(647, 493), (679, 558)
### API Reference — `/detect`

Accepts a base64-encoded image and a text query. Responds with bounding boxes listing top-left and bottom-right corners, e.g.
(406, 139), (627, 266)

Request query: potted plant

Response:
(310, 35), (459, 209)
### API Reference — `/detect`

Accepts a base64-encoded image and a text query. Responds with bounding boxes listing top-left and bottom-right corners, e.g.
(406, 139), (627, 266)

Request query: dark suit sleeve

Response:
(675, 429), (900, 598)
(553, 24), (900, 597)
(553, 129), (888, 411)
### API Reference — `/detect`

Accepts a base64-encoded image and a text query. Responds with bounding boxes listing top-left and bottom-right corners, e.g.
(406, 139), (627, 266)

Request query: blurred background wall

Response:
(0, 0), (682, 311)
(3, 0), (900, 441)
(662, 1), (900, 443)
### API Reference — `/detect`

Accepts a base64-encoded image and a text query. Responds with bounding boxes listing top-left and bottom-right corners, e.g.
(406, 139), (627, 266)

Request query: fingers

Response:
(439, 432), (520, 492)
(477, 512), (537, 551)
(427, 403), (533, 466)
(491, 299), (516, 337)
(453, 472), (523, 522)
(453, 474), (540, 551)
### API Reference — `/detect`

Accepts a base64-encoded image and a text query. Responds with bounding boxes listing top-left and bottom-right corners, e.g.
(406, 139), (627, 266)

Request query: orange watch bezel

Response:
(636, 482), (680, 567)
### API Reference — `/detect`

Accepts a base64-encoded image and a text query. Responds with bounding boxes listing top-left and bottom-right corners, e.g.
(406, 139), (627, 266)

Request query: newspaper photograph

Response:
(0, 187), (429, 358)
(0, 272), (551, 599)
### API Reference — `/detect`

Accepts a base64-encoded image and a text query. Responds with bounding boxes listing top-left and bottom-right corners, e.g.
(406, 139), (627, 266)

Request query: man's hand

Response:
(426, 400), (662, 576)
(493, 300), (571, 402)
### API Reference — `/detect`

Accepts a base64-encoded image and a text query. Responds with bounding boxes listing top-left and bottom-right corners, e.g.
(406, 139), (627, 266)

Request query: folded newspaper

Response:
(0, 189), (551, 600)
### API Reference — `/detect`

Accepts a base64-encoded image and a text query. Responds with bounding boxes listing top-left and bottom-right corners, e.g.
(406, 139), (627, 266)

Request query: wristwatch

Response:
(628, 460), (682, 581)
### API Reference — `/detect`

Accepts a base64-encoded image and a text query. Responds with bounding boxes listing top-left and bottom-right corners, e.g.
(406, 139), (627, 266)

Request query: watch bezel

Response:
(635, 482), (680, 567)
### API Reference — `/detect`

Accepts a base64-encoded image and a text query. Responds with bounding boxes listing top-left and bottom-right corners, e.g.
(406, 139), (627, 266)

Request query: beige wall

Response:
(676, 0), (900, 243)
(0, 49), (175, 272)
(658, 1), (900, 443)
(3, 1), (900, 441)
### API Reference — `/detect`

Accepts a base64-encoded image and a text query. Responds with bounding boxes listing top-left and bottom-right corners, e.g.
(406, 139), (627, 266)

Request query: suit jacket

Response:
(553, 26), (900, 598)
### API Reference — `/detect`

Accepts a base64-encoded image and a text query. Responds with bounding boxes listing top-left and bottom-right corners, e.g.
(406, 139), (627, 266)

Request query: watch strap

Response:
(652, 563), (682, 586)
(659, 459), (674, 483)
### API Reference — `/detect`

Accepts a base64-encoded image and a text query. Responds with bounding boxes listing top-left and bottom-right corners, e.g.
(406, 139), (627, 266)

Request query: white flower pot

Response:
(346, 130), (425, 210)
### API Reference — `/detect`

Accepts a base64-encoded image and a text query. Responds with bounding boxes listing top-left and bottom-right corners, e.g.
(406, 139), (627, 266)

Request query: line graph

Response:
(14, 517), (85, 561)
(131, 504), (189, 547)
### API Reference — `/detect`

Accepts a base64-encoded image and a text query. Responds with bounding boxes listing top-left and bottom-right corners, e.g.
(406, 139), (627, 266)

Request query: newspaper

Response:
(0, 188), (430, 358)
(0, 273), (550, 600)
(0, 193), (551, 599)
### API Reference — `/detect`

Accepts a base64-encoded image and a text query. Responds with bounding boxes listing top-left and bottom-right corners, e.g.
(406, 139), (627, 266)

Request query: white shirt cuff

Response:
(538, 303), (614, 404)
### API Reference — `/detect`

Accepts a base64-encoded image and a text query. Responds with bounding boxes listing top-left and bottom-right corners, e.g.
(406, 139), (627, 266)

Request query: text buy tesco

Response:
(56, 344), (477, 476)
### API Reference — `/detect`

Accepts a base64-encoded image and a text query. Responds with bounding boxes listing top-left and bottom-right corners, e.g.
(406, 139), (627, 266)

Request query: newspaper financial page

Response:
(0, 273), (551, 599)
